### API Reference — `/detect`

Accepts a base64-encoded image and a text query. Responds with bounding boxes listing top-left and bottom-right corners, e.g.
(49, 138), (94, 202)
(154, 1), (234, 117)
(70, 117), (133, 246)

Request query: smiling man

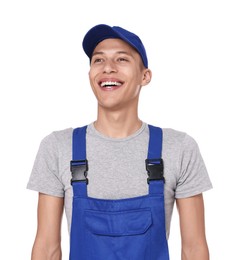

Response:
(88, 37), (151, 137)
(27, 24), (212, 260)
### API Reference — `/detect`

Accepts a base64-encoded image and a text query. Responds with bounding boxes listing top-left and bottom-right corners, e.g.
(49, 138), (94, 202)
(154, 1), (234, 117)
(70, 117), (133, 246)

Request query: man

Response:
(27, 24), (212, 259)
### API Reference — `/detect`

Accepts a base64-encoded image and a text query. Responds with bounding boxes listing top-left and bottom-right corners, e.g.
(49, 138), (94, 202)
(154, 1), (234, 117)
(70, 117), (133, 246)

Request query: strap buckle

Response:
(70, 159), (88, 184)
(145, 158), (164, 184)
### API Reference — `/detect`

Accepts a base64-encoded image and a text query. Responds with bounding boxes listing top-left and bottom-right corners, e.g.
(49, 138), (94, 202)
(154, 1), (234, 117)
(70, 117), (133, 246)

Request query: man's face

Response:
(88, 38), (150, 111)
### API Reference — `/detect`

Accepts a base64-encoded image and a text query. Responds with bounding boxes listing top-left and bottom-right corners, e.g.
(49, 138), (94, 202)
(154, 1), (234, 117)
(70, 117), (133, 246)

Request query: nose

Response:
(103, 60), (117, 74)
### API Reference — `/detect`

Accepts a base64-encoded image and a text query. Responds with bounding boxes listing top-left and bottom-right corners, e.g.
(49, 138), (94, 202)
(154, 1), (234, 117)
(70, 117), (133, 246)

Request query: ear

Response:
(142, 69), (152, 86)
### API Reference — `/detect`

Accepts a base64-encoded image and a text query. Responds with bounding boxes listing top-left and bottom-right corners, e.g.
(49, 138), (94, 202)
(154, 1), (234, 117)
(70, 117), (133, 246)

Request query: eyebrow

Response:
(92, 51), (132, 57)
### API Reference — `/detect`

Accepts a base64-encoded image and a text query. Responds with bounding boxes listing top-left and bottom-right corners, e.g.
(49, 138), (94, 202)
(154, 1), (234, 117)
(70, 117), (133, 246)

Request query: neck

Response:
(94, 106), (142, 138)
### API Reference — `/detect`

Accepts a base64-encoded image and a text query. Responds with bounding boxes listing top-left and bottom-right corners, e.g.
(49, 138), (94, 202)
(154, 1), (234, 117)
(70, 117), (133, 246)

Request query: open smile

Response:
(99, 80), (124, 90)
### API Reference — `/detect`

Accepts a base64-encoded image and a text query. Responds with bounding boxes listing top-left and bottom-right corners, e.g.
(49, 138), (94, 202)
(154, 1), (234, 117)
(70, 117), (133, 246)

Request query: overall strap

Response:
(146, 125), (165, 195)
(72, 125), (87, 160)
(147, 125), (162, 159)
(71, 126), (88, 197)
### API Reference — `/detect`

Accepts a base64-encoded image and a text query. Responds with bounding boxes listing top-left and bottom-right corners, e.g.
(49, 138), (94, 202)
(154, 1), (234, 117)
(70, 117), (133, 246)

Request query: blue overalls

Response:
(69, 125), (170, 260)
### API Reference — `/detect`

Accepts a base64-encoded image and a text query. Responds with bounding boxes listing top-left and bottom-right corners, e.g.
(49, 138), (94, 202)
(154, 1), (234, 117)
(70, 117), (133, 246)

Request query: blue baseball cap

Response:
(82, 24), (148, 68)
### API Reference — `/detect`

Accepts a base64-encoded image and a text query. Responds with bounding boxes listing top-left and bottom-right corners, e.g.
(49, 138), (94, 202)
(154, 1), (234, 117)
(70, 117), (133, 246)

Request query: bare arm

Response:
(31, 193), (64, 260)
(176, 193), (209, 260)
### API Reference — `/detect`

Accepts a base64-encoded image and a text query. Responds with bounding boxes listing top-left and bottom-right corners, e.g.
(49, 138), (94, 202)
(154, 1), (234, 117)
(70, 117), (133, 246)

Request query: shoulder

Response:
(41, 127), (73, 145)
(51, 127), (73, 144)
(161, 127), (202, 172)
(160, 127), (212, 198)
(162, 128), (198, 152)
(162, 128), (198, 149)
(162, 128), (186, 144)
(36, 128), (73, 157)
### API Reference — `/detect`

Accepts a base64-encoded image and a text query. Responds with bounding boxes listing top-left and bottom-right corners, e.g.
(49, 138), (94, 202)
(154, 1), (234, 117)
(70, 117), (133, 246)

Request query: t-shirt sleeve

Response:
(27, 133), (64, 197)
(175, 134), (212, 199)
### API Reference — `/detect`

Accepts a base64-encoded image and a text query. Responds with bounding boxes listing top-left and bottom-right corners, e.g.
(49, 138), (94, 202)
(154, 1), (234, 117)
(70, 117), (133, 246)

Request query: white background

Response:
(0, 0), (234, 259)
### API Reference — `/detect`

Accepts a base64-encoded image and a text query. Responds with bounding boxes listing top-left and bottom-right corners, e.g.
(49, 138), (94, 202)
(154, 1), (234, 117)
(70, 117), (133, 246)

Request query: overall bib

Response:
(69, 125), (170, 260)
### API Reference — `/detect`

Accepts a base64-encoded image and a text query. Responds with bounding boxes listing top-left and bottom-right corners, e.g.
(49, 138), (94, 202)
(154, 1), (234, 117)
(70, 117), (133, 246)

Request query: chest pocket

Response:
(84, 208), (152, 260)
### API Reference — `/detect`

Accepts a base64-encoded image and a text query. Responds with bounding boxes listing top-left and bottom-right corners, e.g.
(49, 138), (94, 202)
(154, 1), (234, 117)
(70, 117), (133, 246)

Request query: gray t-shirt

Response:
(27, 122), (212, 238)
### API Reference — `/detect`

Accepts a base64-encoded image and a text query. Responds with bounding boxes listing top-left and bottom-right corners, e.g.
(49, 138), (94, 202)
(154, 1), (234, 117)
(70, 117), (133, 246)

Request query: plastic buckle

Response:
(145, 158), (164, 184)
(70, 159), (88, 184)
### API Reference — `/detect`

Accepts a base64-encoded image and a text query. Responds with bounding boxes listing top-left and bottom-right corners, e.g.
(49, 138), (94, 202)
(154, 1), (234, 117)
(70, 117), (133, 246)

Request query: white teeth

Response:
(100, 81), (122, 87)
